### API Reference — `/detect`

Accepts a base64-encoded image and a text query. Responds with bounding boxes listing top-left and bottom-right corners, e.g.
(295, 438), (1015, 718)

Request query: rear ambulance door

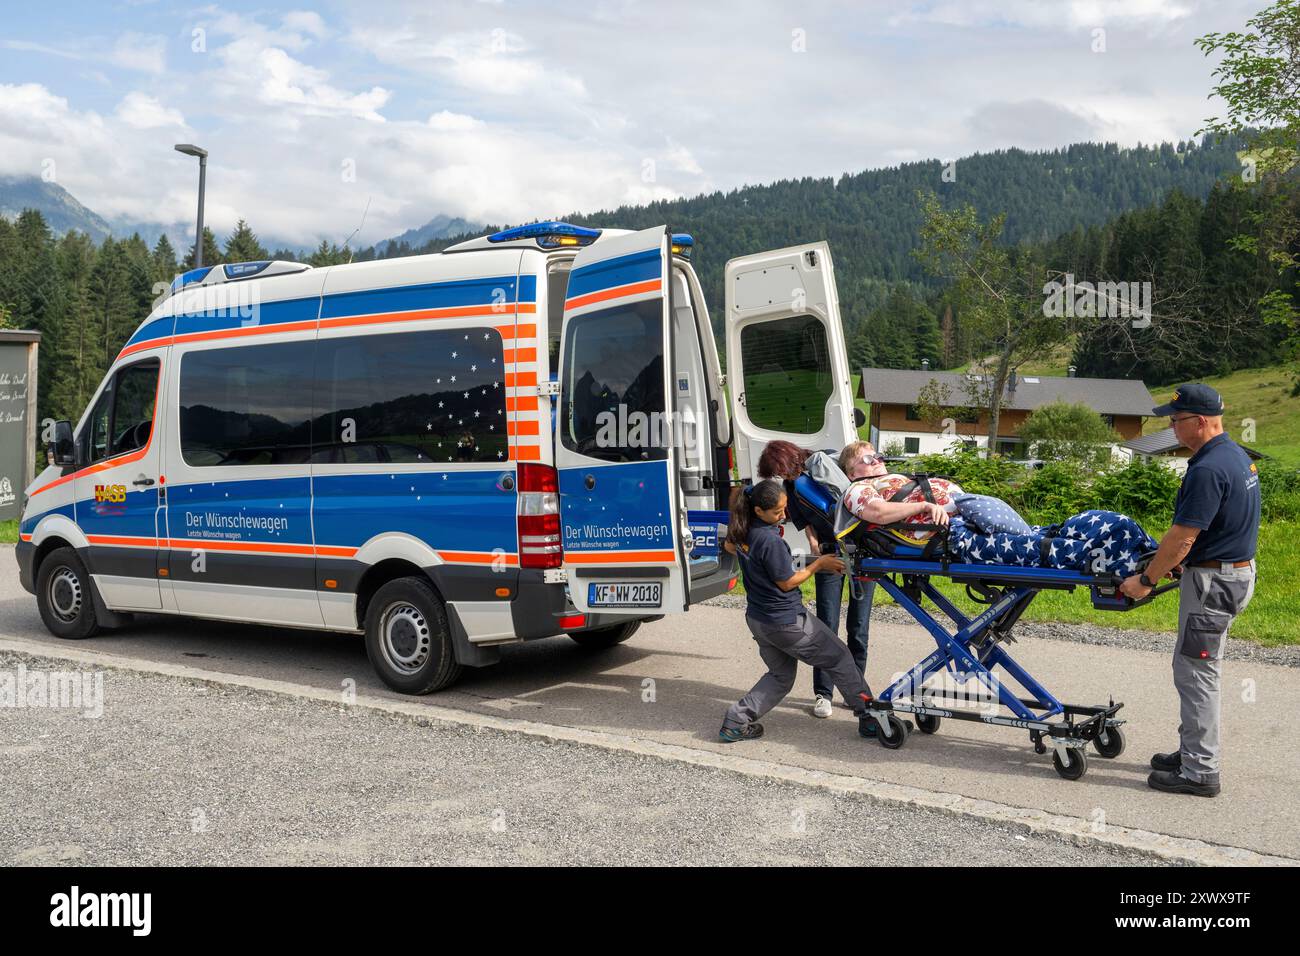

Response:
(555, 226), (691, 615)
(724, 242), (858, 486)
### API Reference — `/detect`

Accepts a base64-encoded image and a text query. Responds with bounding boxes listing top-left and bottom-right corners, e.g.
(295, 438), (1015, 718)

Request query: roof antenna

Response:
(340, 196), (371, 263)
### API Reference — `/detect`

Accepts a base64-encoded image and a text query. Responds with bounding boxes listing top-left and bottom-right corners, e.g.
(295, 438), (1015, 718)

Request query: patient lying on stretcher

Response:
(835, 441), (1159, 577)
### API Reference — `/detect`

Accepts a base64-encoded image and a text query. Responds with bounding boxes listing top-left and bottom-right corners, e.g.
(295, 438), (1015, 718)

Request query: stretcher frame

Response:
(849, 556), (1176, 780)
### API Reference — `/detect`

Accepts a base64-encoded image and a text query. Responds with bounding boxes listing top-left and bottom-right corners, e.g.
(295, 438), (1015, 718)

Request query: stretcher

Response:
(847, 543), (1179, 780)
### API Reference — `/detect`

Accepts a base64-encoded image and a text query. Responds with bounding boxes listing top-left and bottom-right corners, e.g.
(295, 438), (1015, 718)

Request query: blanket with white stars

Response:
(947, 510), (1159, 576)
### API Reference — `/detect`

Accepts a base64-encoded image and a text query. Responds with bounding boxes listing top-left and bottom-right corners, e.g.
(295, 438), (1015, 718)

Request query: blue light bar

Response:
(170, 266), (213, 294)
(487, 221), (602, 249)
(224, 260), (271, 280)
(671, 233), (694, 257)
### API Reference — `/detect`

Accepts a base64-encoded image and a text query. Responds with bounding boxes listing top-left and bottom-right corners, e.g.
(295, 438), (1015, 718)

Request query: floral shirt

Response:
(842, 475), (964, 540)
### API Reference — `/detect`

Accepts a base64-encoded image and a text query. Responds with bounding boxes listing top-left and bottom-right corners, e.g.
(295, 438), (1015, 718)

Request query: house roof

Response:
(1122, 427), (1266, 460)
(857, 368), (1157, 417)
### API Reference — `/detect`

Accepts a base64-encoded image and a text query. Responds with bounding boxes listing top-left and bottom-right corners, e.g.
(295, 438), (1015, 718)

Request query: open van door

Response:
(724, 242), (858, 486)
(555, 226), (691, 615)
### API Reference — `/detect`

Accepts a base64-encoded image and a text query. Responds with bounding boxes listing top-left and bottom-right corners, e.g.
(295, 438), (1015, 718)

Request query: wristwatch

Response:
(1139, 572), (1156, 589)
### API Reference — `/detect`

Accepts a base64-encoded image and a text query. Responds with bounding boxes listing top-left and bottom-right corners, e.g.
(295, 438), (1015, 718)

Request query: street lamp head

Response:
(174, 143), (208, 159)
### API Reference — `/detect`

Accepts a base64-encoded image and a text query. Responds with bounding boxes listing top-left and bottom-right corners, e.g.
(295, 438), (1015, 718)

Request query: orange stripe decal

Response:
(565, 279), (660, 311)
(565, 550), (677, 564)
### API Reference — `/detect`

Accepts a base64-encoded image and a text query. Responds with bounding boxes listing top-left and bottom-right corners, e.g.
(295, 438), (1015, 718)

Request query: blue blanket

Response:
(948, 510), (1158, 576)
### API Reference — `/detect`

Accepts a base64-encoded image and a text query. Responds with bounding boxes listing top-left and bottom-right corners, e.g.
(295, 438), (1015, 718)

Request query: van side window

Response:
(546, 262), (571, 379)
(180, 342), (315, 466)
(314, 328), (508, 464)
(559, 299), (667, 463)
(739, 315), (833, 435)
(79, 358), (160, 466)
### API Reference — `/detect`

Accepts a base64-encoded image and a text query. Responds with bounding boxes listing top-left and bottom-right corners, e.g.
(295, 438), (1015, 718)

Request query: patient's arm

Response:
(854, 496), (948, 526)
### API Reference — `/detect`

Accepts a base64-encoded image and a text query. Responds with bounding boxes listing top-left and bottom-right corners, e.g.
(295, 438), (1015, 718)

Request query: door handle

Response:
(584, 474), (595, 490)
(133, 475), (155, 487)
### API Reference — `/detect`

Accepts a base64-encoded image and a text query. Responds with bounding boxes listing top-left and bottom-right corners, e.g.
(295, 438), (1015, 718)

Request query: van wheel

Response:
(568, 620), (640, 650)
(35, 547), (101, 640)
(364, 577), (462, 694)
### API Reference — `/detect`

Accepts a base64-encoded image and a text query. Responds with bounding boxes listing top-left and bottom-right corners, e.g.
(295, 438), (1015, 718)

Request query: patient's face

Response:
(849, 449), (887, 480)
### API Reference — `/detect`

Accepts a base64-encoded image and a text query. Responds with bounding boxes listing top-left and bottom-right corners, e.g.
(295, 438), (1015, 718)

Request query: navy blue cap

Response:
(1152, 383), (1224, 417)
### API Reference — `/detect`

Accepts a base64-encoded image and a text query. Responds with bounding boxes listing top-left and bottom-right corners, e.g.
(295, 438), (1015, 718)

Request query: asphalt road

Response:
(2, 545), (1296, 863)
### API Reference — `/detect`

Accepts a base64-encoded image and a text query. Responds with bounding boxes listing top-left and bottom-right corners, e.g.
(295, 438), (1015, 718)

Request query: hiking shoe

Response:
(719, 723), (764, 743)
(1147, 769), (1220, 797)
(812, 696), (833, 719)
(1150, 751), (1181, 772)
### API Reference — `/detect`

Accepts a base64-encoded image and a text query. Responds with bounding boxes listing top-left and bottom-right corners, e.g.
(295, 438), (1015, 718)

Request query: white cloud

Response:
(428, 110), (485, 131)
(108, 33), (167, 74)
(115, 92), (186, 129)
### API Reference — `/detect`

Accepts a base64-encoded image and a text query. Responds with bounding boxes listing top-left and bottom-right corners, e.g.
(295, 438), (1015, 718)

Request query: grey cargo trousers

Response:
(1173, 561), (1256, 785)
(723, 610), (871, 730)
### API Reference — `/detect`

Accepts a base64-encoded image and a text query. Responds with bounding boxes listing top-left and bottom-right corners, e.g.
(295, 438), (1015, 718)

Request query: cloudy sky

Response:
(0, 0), (1266, 247)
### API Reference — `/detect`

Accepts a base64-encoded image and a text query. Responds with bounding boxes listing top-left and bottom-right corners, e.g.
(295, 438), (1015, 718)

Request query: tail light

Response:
(517, 463), (561, 569)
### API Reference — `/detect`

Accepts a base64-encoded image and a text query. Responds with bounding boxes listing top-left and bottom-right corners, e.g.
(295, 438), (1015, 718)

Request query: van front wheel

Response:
(36, 547), (101, 640)
(364, 577), (461, 694)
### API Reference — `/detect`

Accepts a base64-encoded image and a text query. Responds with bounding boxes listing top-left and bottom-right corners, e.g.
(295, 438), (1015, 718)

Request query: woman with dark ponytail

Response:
(719, 479), (879, 743)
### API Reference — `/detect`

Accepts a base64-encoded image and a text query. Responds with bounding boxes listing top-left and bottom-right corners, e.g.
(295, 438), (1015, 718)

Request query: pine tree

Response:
(181, 227), (222, 270)
(223, 219), (269, 263)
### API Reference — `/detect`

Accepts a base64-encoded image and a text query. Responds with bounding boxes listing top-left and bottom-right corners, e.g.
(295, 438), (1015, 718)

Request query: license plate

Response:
(587, 582), (662, 608)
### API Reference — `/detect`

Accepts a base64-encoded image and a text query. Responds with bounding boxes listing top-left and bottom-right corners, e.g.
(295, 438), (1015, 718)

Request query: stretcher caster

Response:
(1052, 747), (1088, 780)
(876, 714), (909, 750)
(915, 713), (941, 735)
(1092, 726), (1126, 759)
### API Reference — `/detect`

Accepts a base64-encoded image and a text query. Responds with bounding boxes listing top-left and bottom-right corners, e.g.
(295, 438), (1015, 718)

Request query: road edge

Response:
(1, 636), (1293, 868)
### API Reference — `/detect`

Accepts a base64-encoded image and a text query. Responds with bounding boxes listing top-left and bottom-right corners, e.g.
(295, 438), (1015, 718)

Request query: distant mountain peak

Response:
(0, 174), (114, 241)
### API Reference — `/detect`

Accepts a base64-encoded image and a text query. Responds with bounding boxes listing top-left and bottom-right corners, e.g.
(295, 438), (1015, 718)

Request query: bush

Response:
(1092, 458), (1183, 524)
(908, 448), (1025, 498)
(1017, 400), (1120, 467)
(1257, 460), (1300, 522)
(1016, 460), (1097, 525)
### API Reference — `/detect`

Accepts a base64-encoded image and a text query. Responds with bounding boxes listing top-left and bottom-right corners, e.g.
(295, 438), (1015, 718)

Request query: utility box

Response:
(0, 331), (39, 522)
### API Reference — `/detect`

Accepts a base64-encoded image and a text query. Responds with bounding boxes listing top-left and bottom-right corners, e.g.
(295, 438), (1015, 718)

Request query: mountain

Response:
(374, 214), (483, 255)
(0, 175), (114, 242)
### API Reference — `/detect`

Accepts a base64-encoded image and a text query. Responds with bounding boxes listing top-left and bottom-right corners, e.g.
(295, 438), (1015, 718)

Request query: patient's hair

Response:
(838, 440), (876, 478)
(726, 479), (785, 550)
(757, 440), (810, 480)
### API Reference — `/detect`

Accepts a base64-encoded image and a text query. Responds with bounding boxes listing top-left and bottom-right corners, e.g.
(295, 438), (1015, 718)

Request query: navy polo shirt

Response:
(1173, 433), (1261, 565)
(737, 521), (804, 625)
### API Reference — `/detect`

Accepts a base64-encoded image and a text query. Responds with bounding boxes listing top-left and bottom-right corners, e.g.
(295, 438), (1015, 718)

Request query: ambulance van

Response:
(17, 223), (859, 693)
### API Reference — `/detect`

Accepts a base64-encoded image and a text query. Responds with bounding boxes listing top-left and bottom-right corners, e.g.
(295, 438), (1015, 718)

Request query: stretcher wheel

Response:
(1092, 726), (1126, 759)
(1052, 748), (1088, 780)
(876, 714), (908, 750)
(915, 713), (941, 735)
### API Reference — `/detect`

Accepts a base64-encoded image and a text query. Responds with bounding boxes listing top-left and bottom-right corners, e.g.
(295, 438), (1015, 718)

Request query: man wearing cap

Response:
(1120, 384), (1260, 797)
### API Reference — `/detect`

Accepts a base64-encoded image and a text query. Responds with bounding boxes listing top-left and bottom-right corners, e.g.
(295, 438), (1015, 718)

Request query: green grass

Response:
(1144, 366), (1300, 469)
(731, 521), (1297, 646)
(0, 519), (17, 545)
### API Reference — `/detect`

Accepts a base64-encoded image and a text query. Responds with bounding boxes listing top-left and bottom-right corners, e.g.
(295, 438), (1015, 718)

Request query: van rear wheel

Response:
(364, 577), (461, 694)
(568, 620), (640, 651)
(35, 547), (100, 640)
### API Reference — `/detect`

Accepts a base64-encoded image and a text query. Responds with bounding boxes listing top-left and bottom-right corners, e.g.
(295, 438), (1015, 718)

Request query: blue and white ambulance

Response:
(17, 223), (857, 693)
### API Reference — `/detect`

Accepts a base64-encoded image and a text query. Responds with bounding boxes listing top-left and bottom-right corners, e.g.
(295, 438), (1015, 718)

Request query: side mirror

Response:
(853, 407), (867, 429)
(47, 420), (75, 469)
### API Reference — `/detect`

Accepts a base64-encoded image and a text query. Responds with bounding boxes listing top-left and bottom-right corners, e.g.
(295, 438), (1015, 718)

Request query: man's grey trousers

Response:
(1173, 561), (1256, 785)
(723, 610), (871, 730)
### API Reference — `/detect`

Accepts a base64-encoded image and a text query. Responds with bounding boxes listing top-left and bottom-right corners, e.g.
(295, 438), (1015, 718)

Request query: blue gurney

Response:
(789, 472), (1178, 780)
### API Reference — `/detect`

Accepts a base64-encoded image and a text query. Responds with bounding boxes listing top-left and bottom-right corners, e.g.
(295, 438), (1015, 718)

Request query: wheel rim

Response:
(379, 602), (431, 674)
(48, 567), (83, 623)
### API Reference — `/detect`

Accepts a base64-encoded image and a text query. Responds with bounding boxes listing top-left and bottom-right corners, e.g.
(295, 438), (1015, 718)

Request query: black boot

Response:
(1150, 751), (1181, 772)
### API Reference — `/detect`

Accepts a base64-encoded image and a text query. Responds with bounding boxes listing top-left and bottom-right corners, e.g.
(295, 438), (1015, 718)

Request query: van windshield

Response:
(559, 299), (666, 463)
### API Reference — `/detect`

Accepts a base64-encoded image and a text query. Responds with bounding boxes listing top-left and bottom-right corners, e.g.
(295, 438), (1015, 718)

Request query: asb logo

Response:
(94, 484), (127, 504)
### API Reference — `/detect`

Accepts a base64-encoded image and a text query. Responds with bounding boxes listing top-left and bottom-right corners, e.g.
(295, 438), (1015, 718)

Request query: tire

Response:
(364, 577), (461, 695)
(35, 547), (101, 640)
(568, 620), (641, 651)
(915, 712), (941, 735)
(1052, 747), (1089, 780)
(876, 713), (908, 750)
(1092, 725), (1126, 759)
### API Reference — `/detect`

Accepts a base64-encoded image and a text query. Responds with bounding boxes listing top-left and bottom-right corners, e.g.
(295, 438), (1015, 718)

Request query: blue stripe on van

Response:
(20, 502), (75, 537)
(168, 475), (313, 547)
(124, 314), (178, 348)
(174, 296), (321, 338)
(566, 248), (661, 301)
(320, 274), (533, 320)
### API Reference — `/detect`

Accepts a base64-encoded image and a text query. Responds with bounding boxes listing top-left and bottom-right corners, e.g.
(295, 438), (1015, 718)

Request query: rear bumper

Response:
(512, 568), (666, 635)
(16, 540), (36, 595)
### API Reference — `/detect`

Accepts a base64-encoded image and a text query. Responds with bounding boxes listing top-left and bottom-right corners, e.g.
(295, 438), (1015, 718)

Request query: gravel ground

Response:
(702, 595), (1300, 668)
(0, 650), (1170, 867)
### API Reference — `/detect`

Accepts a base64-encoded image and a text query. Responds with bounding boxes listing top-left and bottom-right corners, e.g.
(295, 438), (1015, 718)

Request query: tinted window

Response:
(314, 328), (508, 464)
(560, 299), (666, 462)
(740, 315), (832, 434)
(79, 358), (159, 465)
(180, 342), (315, 466)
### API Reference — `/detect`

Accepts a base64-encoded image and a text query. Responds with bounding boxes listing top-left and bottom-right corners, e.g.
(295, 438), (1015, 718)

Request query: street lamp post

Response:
(174, 144), (208, 268)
